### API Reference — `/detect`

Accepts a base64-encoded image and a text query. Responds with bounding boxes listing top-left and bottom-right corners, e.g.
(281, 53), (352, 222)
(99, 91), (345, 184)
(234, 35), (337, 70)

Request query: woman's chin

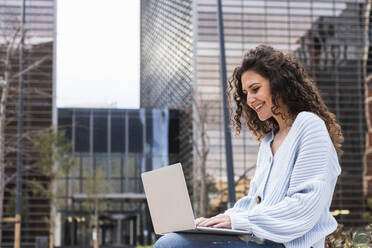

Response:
(257, 113), (271, 122)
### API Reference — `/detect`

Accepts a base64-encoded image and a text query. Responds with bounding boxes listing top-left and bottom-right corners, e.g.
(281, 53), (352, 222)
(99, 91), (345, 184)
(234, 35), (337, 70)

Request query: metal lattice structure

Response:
(0, 0), (55, 246)
(140, 0), (195, 192)
(295, 1), (367, 227)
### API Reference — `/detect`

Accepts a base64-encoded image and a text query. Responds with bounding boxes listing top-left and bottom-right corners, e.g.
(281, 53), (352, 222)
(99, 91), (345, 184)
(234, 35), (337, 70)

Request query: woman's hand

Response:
(195, 214), (232, 229)
(195, 217), (208, 226)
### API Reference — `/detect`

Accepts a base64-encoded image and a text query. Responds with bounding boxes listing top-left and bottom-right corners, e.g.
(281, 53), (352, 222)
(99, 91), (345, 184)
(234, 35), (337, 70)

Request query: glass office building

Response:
(141, 0), (369, 227)
(140, 0), (195, 193)
(0, 0), (55, 246)
(57, 108), (180, 246)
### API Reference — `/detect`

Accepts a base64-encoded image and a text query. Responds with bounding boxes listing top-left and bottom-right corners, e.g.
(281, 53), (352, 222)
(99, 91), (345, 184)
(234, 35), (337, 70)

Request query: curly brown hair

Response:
(227, 45), (344, 156)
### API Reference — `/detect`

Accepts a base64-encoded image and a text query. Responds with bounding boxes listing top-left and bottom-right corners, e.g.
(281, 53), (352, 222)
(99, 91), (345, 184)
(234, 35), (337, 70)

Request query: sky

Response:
(56, 0), (140, 109)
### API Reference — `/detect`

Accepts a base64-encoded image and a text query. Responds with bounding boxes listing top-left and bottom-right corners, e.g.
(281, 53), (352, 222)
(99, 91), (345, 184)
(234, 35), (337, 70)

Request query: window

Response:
(75, 112), (90, 152)
(111, 113), (125, 152)
(128, 111), (143, 153)
(93, 111), (108, 153)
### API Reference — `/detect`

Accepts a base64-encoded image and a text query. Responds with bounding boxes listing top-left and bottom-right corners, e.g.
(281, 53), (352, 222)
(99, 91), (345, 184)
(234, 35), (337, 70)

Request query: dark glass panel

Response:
(93, 112), (108, 153)
(58, 109), (73, 142)
(75, 112), (90, 152)
(146, 109), (153, 151)
(111, 114), (125, 152)
(168, 110), (180, 154)
(128, 111), (143, 153)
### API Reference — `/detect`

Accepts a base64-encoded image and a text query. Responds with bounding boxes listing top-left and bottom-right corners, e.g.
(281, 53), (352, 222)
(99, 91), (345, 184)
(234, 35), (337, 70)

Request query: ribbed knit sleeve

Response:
(224, 195), (252, 215)
(224, 148), (261, 215)
(228, 113), (338, 244)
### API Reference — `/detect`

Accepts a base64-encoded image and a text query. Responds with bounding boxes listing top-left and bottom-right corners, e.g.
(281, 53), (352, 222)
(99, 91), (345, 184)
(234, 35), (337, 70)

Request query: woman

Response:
(154, 45), (343, 248)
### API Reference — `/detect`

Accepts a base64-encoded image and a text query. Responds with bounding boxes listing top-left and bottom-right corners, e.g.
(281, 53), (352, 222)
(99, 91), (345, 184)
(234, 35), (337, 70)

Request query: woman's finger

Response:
(205, 214), (232, 229)
(199, 215), (224, 227)
(195, 217), (208, 226)
(213, 221), (231, 229)
(198, 217), (217, 227)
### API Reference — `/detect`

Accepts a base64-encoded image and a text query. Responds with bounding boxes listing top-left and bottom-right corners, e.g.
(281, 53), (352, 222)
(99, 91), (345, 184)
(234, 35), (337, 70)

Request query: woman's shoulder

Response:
(294, 111), (325, 130)
(295, 111), (323, 123)
(293, 111), (329, 141)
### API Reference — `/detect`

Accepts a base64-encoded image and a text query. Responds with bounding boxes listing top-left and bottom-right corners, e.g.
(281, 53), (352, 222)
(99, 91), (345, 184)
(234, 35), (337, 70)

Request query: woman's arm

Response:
(228, 116), (339, 243)
(224, 146), (262, 216)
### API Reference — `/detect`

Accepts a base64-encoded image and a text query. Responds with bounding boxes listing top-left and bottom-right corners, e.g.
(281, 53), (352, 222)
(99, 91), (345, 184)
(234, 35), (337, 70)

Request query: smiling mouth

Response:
(255, 103), (264, 112)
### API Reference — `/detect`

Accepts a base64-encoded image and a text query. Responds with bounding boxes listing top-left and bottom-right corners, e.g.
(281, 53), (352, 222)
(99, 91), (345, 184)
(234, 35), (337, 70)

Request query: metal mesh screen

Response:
(140, 0), (195, 195)
(0, 0), (55, 246)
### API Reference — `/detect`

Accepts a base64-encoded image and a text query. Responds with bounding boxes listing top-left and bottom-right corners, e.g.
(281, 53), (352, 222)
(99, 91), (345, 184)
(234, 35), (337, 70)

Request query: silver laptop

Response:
(141, 163), (253, 236)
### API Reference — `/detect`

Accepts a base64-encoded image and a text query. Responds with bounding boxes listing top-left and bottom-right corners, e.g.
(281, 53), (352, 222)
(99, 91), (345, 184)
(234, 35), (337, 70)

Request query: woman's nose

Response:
(246, 94), (255, 105)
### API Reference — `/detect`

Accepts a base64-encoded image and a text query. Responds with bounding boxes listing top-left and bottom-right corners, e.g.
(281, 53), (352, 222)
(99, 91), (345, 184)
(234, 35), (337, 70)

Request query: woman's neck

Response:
(273, 110), (293, 132)
(276, 118), (290, 132)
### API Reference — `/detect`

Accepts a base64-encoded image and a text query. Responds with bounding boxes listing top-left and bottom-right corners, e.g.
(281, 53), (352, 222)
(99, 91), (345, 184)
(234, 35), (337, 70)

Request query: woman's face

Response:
(241, 70), (274, 121)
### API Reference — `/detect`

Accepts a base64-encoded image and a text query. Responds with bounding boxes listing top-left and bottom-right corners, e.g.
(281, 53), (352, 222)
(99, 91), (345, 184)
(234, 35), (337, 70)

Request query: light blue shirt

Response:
(225, 111), (341, 248)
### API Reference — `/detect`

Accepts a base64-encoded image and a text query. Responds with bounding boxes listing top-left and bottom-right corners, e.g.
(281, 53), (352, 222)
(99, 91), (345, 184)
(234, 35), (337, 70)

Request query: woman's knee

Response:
(154, 233), (186, 248)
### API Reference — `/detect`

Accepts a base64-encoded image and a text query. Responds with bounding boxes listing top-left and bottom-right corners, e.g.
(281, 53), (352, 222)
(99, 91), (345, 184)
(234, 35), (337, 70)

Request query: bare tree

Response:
(0, 13), (51, 244)
(189, 90), (210, 217)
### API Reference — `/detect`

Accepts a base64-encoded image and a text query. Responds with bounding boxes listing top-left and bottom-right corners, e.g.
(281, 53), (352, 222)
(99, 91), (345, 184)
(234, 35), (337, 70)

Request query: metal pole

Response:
(216, 0), (235, 207)
(15, 0), (26, 247)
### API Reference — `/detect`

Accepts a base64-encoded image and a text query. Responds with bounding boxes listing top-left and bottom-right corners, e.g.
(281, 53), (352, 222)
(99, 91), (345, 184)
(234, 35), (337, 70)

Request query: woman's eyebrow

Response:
(247, 82), (261, 89)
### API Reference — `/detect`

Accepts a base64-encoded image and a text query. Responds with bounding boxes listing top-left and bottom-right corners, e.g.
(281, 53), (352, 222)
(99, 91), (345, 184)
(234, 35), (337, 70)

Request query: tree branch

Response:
(3, 163), (38, 187)
(4, 26), (21, 74)
(9, 55), (51, 81)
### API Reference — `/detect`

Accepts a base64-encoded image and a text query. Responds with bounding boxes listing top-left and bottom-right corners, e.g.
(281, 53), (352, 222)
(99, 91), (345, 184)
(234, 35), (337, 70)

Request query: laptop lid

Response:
(141, 163), (196, 235)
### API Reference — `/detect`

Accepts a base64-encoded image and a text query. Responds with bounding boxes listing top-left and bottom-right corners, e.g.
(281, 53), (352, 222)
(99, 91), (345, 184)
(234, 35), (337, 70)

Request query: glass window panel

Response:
(94, 180), (109, 194)
(124, 156), (138, 193)
(125, 155), (137, 179)
(69, 179), (79, 195)
(266, 7), (288, 15)
(81, 156), (92, 177)
(68, 155), (80, 178)
(111, 114), (125, 152)
(95, 155), (107, 174)
(75, 112), (90, 152)
(168, 111), (179, 154)
(128, 177), (140, 193)
(108, 179), (121, 193)
(111, 156), (122, 179)
(93, 112), (107, 153)
(146, 111), (153, 153)
(58, 109), (72, 142)
(128, 111), (143, 153)
(289, 2), (311, 8)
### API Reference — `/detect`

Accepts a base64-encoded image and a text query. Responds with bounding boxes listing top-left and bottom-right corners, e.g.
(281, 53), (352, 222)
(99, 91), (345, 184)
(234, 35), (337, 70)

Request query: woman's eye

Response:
(252, 87), (259, 93)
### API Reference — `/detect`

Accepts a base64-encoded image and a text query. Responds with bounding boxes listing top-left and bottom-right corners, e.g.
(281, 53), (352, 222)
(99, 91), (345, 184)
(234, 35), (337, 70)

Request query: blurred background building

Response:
(140, 0), (370, 231)
(0, 0), (55, 246)
(140, 0), (195, 195)
(57, 108), (180, 247)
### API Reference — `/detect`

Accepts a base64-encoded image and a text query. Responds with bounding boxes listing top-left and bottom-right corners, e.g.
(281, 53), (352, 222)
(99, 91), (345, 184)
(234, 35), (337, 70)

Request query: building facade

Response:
(140, 0), (195, 193)
(141, 0), (369, 227)
(295, 1), (367, 226)
(57, 108), (180, 247)
(0, 0), (56, 246)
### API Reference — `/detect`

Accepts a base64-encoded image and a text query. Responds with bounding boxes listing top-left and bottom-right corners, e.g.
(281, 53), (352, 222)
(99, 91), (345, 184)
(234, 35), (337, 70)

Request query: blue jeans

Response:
(154, 232), (285, 248)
